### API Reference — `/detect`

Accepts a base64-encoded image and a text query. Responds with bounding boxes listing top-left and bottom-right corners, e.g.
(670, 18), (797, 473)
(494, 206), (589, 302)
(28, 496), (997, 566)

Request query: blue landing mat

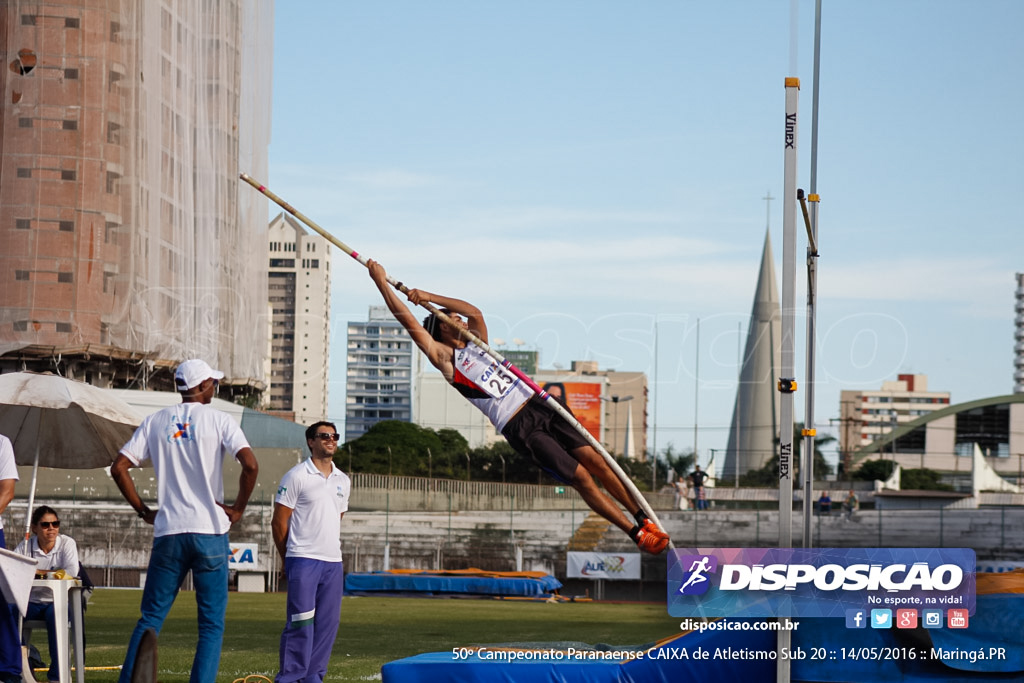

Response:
(345, 570), (563, 597)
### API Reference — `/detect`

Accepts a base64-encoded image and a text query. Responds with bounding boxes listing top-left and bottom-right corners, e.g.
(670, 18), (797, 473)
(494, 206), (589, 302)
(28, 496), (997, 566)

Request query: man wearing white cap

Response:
(111, 359), (259, 683)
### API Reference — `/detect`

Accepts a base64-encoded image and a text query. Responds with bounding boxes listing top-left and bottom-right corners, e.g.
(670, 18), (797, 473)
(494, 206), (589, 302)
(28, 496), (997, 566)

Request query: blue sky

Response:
(267, 1), (1023, 471)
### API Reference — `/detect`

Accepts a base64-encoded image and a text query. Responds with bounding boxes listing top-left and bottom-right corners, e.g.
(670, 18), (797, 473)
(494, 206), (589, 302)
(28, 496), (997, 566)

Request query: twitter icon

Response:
(870, 609), (892, 629)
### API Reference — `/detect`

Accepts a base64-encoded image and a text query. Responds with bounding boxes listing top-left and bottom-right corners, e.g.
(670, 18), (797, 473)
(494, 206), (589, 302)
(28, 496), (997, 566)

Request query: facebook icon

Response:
(845, 609), (867, 629)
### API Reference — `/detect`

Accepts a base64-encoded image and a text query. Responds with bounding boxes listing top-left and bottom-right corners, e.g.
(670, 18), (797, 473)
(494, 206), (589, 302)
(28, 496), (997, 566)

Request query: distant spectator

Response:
(672, 475), (688, 511)
(688, 465), (709, 511)
(817, 491), (832, 516)
(843, 489), (859, 521)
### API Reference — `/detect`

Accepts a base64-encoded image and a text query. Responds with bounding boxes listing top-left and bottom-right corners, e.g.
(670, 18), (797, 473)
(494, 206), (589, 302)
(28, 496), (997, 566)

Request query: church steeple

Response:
(722, 229), (782, 479)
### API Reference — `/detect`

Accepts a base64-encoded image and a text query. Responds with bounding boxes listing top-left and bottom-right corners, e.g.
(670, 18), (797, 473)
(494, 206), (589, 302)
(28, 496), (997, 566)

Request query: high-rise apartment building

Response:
(838, 374), (950, 470)
(267, 213), (330, 424)
(345, 306), (413, 442)
(0, 1), (272, 394)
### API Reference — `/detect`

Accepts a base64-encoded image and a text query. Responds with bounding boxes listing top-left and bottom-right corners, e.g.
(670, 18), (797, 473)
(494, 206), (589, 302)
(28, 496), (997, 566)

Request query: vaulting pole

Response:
(240, 173), (669, 545)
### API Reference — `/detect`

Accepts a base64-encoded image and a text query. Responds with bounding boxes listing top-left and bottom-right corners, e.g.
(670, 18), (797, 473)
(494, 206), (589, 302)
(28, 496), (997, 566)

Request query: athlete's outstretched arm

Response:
(404, 288), (487, 344)
(367, 260), (468, 373)
(368, 259), (435, 349)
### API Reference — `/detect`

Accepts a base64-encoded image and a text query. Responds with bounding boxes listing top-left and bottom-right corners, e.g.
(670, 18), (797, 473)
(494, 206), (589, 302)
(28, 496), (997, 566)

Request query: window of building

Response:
(15, 271), (30, 281)
(18, 118), (32, 128)
(106, 171), (119, 194)
(13, 321), (28, 331)
(59, 220), (74, 232)
(61, 169), (76, 181)
(62, 119), (78, 130)
(58, 272), (74, 283)
(107, 122), (121, 144)
(64, 68), (79, 80)
(15, 219), (30, 230)
(64, 17), (80, 28)
(55, 322), (71, 332)
(21, 15), (35, 25)
(17, 168), (31, 178)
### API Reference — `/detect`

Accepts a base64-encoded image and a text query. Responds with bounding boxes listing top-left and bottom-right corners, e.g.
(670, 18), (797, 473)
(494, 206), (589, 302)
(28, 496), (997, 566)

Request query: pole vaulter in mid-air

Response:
(240, 174), (671, 555)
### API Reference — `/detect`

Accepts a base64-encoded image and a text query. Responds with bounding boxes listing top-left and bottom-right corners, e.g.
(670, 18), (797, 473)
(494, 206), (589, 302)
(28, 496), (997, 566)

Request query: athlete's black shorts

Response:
(501, 396), (589, 484)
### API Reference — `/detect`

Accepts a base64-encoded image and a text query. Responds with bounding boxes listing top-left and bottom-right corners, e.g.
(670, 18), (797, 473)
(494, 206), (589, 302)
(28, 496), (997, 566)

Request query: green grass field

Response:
(71, 589), (678, 681)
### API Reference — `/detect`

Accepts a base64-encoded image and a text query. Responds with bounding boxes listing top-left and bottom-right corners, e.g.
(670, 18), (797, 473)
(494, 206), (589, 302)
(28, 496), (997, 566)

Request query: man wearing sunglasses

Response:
(272, 421), (350, 683)
(0, 433), (20, 683)
(110, 358), (259, 683)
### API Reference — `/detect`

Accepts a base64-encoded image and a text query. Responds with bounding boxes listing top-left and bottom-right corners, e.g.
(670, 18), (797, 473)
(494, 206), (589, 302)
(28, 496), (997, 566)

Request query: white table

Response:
(25, 578), (85, 683)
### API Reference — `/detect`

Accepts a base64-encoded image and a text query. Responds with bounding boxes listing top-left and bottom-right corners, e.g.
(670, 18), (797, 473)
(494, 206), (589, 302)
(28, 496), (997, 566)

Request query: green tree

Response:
(851, 459), (896, 482)
(629, 443), (695, 492)
(339, 421), (465, 477)
(467, 441), (535, 483)
(900, 468), (953, 491)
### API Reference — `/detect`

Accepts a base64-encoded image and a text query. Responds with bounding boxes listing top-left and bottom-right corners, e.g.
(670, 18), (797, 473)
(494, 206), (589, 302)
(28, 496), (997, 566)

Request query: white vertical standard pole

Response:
(780, 78), (800, 547)
(777, 75), (801, 683)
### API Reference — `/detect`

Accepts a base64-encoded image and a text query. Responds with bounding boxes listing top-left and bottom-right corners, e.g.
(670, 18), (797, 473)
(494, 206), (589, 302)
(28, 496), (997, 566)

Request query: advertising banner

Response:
(567, 551), (641, 580)
(667, 547), (975, 618)
(541, 382), (602, 438)
(229, 543), (258, 568)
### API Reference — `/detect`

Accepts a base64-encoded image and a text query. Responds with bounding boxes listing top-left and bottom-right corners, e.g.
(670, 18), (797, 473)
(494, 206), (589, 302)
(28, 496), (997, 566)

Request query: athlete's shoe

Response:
(634, 519), (670, 554)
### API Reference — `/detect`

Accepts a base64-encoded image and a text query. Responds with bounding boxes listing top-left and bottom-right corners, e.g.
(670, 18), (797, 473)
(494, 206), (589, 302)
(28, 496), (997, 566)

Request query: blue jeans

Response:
(119, 533), (229, 683)
(0, 529), (21, 679)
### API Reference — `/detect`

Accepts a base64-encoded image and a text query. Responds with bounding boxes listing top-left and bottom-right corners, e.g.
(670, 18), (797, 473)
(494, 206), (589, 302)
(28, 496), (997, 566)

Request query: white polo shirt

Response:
(15, 535), (80, 603)
(275, 458), (350, 562)
(0, 435), (18, 532)
(120, 401), (251, 537)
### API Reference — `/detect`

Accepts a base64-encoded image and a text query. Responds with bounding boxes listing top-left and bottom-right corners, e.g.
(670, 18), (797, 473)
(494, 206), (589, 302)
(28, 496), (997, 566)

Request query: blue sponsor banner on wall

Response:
(667, 547), (975, 618)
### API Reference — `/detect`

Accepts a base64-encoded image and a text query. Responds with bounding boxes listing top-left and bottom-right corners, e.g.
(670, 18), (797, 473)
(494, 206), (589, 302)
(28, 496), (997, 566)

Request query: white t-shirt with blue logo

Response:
(275, 458), (350, 562)
(119, 402), (251, 537)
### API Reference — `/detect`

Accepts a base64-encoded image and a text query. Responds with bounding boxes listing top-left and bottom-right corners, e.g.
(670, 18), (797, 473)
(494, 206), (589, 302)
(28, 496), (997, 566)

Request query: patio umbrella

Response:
(0, 371), (143, 540)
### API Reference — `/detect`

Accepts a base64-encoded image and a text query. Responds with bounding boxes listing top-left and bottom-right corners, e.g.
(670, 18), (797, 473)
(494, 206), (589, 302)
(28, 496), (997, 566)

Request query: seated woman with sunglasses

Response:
(15, 506), (80, 683)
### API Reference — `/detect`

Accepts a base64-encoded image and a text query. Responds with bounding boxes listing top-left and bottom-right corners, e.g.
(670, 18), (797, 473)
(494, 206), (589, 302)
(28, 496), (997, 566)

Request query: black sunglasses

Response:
(315, 433), (340, 442)
(39, 520), (60, 529)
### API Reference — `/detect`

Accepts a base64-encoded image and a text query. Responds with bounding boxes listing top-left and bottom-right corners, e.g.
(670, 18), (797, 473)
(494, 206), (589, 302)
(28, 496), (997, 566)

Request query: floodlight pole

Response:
(801, 0), (824, 552)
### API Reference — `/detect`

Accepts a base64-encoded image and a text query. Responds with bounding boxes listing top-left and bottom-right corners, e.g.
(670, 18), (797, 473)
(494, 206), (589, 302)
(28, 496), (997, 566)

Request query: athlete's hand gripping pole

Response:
(240, 173), (670, 546)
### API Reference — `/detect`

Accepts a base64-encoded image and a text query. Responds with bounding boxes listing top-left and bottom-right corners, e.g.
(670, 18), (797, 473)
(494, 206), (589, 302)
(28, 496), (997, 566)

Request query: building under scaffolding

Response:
(0, 1), (274, 399)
